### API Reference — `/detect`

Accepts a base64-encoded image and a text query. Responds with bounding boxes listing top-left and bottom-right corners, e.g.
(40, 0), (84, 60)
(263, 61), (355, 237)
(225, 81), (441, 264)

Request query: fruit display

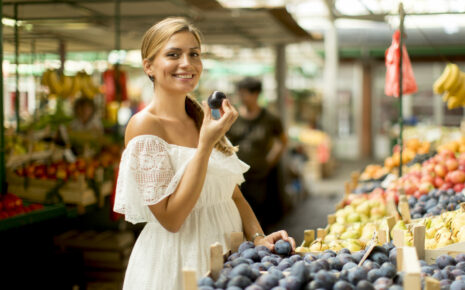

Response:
(296, 195), (392, 253)
(197, 240), (403, 290)
(396, 207), (465, 249)
(0, 193), (43, 219)
(408, 189), (465, 219)
(433, 63), (465, 110)
(420, 254), (465, 289)
(384, 138), (431, 172)
(14, 158), (100, 181)
(385, 149), (465, 199)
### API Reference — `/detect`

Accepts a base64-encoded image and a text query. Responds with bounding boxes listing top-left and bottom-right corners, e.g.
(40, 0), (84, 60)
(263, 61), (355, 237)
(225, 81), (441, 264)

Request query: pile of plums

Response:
(408, 189), (465, 219)
(198, 240), (404, 290)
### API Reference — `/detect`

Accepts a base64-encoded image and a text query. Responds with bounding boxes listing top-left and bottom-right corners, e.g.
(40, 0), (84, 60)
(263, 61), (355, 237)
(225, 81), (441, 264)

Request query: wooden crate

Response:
(8, 170), (112, 207)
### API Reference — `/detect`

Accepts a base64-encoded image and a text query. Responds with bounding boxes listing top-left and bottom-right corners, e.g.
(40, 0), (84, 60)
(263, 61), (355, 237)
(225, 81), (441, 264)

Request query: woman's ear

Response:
(142, 59), (153, 77)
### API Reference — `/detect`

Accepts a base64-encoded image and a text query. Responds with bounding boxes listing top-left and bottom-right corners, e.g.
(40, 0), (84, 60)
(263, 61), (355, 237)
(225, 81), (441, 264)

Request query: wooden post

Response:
(182, 269), (198, 290)
(378, 229), (388, 245)
(424, 277), (441, 290)
(398, 196), (411, 223)
(402, 247), (422, 290)
(393, 229), (404, 248)
(210, 243), (223, 281)
(386, 199), (399, 220)
(317, 228), (326, 239)
(351, 171), (360, 189)
(386, 216), (396, 234)
(413, 225), (425, 260)
(327, 214), (336, 225)
(344, 181), (352, 195)
(303, 230), (315, 247)
(397, 245), (404, 272)
(230, 232), (243, 254)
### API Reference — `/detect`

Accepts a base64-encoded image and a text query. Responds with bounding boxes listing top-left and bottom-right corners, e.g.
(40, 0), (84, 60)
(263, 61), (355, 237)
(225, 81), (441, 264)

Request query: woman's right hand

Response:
(199, 99), (238, 150)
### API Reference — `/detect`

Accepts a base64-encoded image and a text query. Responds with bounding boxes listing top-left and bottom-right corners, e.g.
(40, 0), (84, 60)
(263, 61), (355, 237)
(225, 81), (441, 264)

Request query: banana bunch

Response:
(433, 63), (465, 109)
(40, 69), (100, 99)
(76, 71), (100, 99)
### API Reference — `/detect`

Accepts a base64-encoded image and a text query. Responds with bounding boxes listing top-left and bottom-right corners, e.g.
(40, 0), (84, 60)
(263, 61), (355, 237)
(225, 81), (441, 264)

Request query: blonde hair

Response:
(142, 17), (237, 156)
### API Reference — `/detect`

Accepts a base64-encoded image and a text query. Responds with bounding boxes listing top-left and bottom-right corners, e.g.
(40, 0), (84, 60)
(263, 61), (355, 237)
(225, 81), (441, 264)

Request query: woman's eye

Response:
(191, 52), (200, 57)
(167, 53), (179, 58)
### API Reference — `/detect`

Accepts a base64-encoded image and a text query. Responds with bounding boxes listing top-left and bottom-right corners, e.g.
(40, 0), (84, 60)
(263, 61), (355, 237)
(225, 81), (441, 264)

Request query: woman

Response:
(114, 17), (295, 290)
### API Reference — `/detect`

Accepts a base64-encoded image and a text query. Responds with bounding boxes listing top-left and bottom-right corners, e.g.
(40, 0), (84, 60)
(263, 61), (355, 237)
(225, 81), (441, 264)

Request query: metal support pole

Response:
(398, 3), (405, 177)
(14, 3), (20, 133)
(0, 0), (6, 195)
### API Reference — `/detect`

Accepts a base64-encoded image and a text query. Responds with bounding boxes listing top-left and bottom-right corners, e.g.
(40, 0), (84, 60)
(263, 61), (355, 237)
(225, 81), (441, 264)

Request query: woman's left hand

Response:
(254, 230), (296, 253)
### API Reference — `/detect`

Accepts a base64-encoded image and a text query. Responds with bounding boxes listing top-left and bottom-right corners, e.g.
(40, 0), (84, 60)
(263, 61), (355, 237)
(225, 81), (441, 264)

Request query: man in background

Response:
(227, 77), (288, 232)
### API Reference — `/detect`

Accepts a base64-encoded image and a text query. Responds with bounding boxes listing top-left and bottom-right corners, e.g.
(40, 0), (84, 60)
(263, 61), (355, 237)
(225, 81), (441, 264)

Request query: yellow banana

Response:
(434, 64), (452, 94)
(69, 75), (81, 98)
(81, 73), (96, 98)
(40, 69), (51, 87)
(60, 75), (73, 98)
(447, 95), (462, 109)
(444, 63), (461, 92)
(48, 70), (62, 95)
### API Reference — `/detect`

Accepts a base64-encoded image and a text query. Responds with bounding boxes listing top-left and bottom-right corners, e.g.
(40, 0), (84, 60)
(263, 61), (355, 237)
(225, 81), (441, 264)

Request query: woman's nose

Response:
(179, 54), (191, 66)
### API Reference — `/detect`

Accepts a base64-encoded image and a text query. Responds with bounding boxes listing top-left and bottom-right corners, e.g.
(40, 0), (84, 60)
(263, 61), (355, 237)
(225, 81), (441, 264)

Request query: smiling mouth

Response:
(174, 74), (194, 79)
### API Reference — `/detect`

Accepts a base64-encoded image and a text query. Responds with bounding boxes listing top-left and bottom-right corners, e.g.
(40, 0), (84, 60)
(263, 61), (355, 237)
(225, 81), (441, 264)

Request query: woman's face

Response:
(148, 31), (202, 95)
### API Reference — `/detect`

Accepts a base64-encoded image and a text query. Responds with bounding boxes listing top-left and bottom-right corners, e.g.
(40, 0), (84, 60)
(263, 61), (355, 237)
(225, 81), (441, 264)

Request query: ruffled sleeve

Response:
(113, 136), (187, 224)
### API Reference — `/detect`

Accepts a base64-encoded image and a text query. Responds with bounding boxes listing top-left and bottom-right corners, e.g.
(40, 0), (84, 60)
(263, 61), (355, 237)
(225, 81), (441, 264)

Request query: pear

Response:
(341, 239), (363, 252)
(295, 246), (310, 253)
(356, 202), (371, 217)
(340, 230), (360, 240)
(390, 220), (407, 238)
(309, 240), (323, 252)
(347, 212), (362, 223)
(455, 226), (465, 242)
(329, 223), (346, 236)
(328, 240), (344, 252)
(361, 223), (378, 240)
(324, 234), (338, 243)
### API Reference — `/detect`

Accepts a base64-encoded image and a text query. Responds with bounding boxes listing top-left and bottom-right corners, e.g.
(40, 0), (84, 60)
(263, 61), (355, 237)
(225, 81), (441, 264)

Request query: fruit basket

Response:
(185, 233), (440, 290)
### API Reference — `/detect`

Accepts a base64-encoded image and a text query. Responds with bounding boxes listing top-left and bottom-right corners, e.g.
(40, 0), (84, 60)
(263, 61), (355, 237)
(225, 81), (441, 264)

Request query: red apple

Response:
(434, 164), (447, 178)
(440, 182), (453, 190)
(440, 149), (456, 158)
(419, 182), (434, 194)
(413, 190), (422, 199)
(446, 158), (459, 171)
(449, 170), (465, 184)
(454, 183), (465, 192)
(434, 176), (445, 188)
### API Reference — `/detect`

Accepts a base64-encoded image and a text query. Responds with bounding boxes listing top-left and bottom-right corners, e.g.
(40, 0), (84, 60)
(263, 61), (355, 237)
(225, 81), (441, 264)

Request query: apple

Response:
(434, 164), (447, 178)
(434, 176), (445, 188)
(440, 149), (455, 159)
(413, 190), (423, 199)
(419, 182), (434, 194)
(440, 182), (453, 190)
(446, 158), (459, 171)
(449, 170), (465, 184)
(454, 183), (465, 192)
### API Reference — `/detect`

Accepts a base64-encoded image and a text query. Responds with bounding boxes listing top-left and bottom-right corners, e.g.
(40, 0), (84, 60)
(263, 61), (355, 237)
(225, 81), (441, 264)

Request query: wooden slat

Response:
(182, 269), (198, 290)
(230, 232), (243, 254)
(402, 247), (421, 290)
(210, 243), (223, 281)
(413, 225), (425, 260)
(425, 277), (440, 290)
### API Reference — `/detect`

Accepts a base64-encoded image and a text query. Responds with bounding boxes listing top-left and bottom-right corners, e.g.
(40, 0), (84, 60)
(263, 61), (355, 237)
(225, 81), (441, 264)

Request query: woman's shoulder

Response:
(125, 110), (165, 146)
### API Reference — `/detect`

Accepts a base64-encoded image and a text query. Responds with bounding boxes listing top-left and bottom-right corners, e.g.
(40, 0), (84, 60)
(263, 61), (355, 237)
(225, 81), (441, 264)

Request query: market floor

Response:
(268, 158), (375, 244)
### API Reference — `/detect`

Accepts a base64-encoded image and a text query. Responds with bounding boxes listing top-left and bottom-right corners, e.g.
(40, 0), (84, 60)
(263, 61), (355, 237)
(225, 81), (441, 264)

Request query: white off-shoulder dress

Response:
(114, 135), (249, 290)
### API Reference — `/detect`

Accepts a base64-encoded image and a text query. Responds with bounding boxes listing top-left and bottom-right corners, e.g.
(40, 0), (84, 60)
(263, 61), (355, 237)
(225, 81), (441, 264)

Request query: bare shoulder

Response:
(124, 110), (164, 146)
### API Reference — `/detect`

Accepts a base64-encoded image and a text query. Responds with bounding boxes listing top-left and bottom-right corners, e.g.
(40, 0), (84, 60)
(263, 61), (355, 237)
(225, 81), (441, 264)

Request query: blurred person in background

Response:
(227, 77), (288, 232)
(70, 97), (103, 135)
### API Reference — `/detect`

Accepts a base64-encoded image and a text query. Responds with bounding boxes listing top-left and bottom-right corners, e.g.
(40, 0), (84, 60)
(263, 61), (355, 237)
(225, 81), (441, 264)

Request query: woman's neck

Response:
(149, 89), (189, 121)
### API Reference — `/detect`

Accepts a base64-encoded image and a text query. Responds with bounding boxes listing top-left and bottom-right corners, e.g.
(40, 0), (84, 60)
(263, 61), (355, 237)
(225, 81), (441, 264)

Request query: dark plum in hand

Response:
(274, 239), (292, 256)
(208, 91), (227, 109)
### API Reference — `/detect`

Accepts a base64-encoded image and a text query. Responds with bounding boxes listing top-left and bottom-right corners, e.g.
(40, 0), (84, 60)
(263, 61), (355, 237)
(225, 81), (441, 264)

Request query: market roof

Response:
(2, 0), (317, 54)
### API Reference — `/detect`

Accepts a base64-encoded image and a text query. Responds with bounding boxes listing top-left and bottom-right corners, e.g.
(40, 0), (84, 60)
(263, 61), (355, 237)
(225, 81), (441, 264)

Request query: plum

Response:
(270, 287), (286, 290)
(437, 255), (457, 269)
(274, 240), (292, 256)
(245, 284), (264, 290)
(227, 275), (252, 288)
(388, 286), (403, 290)
(251, 262), (266, 272)
(452, 269), (465, 278)
(373, 277), (393, 290)
(278, 276), (303, 290)
(290, 261), (309, 283)
(339, 248), (352, 255)
(352, 251), (366, 264)
(242, 248), (260, 262)
(208, 91), (227, 109)
(348, 267), (368, 285)
(357, 280), (375, 290)
(239, 241), (255, 253)
(231, 257), (251, 267)
(229, 264), (255, 280)
(198, 286), (214, 290)
(379, 262), (396, 278)
(268, 267), (285, 280)
(258, 250), (271, 259)
(333, 280), (354, 290)
(421, 266), (435, 275)
(370, 252), (389, 265)
(314, 270), (336, 289)
(457, 262), (465, 271)
(255, 274), (279, 289)
(456, 254), (465, 263)
(277, 258), (292, 271)
(289, 254), (303, 263)
(389, 248), (397, 266)
(363, 260), (380, 272)
(228, 252), (240, 261)
(214, 274), (229, 288)
(368, 269), (383, 283)
(342, 262), (357, 271)
(226, 287), (242, 290)
(198, 277), (215, 287)
(339, 269), (350, 281)
(451, 280), (465, 290)
(303, 253), (317, 264)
